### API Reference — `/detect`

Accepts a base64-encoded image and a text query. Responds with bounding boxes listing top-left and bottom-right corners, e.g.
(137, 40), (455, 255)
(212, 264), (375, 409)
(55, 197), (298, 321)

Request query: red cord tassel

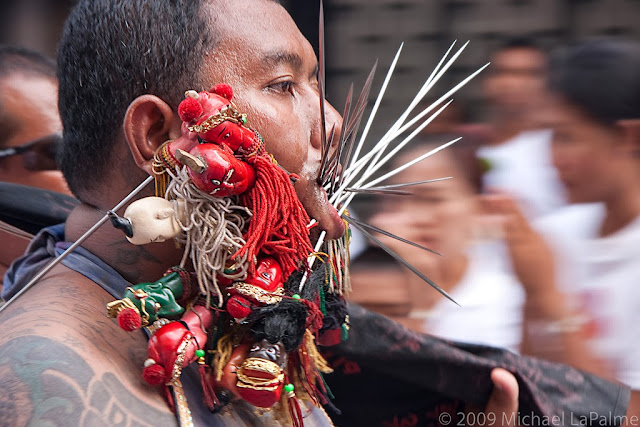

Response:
(164, 386), (175, 412)
(236, 154), (313, 276)
(288, 391), (304, 427)
(301, 299), (324, 332)
(199, 363), (219, 411)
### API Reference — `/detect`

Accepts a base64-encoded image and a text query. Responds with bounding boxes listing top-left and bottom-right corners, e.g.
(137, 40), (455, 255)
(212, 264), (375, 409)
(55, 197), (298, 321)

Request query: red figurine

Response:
(225, 257), (285, 321)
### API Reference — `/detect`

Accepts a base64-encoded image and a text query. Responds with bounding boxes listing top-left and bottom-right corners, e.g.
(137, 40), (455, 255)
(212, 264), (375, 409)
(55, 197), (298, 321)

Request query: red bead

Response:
(117, 307), (142, 331)
(142, 363), (166, 386)
(211, 84), (233, 100)
(178, 97), (204, 123)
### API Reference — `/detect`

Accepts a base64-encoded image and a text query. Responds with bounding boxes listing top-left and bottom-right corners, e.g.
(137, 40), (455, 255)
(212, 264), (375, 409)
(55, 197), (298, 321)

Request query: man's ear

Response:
(617, 119), (640, 156)
(123, 95), (181, 174)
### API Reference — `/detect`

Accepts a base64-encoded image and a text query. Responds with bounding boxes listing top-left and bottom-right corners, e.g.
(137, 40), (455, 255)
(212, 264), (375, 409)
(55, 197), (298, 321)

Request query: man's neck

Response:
(65, 203), (184, 284)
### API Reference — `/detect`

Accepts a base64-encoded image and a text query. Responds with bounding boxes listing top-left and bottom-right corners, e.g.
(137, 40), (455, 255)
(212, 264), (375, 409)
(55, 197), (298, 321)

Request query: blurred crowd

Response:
(0, 12), (639, 396)
(349, 37), (640, 393)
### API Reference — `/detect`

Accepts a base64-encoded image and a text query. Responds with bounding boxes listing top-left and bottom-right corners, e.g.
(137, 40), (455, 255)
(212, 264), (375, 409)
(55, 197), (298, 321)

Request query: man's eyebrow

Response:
(261, 51), (303, 70)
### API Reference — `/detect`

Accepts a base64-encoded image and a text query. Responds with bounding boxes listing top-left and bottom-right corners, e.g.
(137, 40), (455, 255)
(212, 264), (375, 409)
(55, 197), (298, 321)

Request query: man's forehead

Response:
(206, 0), (302, 44)
(202, 2), (317, 80)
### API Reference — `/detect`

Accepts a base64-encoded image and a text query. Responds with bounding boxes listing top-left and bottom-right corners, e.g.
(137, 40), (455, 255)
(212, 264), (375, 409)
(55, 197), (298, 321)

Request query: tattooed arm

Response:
(0, 265), (178, 426)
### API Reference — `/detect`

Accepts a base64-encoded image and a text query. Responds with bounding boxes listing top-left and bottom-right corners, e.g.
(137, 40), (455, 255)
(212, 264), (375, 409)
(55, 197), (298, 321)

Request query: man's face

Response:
(0, 74), (68, 194)
(483, 47), (547, 116)
(199, 0), (344, 239)
(548, 96), (621, 204)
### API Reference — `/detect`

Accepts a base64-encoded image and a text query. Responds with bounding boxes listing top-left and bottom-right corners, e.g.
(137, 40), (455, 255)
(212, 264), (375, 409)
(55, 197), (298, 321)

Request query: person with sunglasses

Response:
(0, 45), (69, 194)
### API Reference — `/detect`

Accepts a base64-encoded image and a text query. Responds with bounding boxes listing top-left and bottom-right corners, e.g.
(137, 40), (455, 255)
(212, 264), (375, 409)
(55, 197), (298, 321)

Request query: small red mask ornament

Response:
(225, 257), (285, 321)
(175, 143), (256, 197)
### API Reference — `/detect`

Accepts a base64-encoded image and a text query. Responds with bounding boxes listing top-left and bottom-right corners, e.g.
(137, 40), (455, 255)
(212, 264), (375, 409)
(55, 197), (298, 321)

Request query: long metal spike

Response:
(317, 0), (328, 178)
(321, 126), (338, 186)
(319, 124), (336, 185)
(327, 85), (355, 192)
(341, 61), (377, 174)
(366, 177), (452, 190)
(379, 62), (491, 149)
(343, 216), (458, 305)
(334, 138), (460, 219)
(320, 84), (354, 188)
(338, 83), (354, 149)
(332, 105), (454, 211)
(347, 215), (441, 256)
(0, 175), (154, 314)
(343, 187), (412, 196)
(337, 64), (375, 192)
(341, 45), (481, 190)
(362, 138), (460, 190)
(343, 42), (468, 186)
(323, 149), (340, 188)
(337, 99), (449, 195)
(349, 44), (403, 169)
(344, 100), (454, 193)
(337, 113), (366, 194)
(354, 42), (464, 187)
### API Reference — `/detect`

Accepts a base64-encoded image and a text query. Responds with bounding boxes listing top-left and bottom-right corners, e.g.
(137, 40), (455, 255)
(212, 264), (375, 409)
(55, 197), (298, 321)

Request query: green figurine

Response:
(107, 269), (195, 331)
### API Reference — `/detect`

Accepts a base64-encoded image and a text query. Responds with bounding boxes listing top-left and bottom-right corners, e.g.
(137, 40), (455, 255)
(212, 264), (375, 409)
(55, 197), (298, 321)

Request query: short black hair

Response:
(548, 38), (640, 126)
(57, 0), (214, 199)
(0, 45), (56, 80)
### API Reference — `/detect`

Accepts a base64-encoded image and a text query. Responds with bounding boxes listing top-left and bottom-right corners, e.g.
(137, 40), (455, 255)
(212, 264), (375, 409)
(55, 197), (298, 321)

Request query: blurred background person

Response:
(487, 39), (640, 396)
(0, 45), (73, 289)
(349, 136), (525, 353)
(0, 45), (69, 194)
(474, 39), (566, 219)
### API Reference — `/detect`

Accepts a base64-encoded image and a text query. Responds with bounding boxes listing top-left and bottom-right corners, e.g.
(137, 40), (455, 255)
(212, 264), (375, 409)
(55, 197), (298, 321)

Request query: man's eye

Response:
(268, 80), (294, 95)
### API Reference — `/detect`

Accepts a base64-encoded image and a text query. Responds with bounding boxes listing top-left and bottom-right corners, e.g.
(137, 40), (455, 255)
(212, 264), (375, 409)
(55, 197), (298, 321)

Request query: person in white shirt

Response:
(483, 38), (640, 415)
(350, 138), (525, 353)
(477, 39), (566, 218)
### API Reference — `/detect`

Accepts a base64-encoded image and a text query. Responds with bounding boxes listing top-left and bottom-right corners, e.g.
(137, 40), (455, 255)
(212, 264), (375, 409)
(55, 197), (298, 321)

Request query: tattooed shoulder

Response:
(0, 336), (177, 427)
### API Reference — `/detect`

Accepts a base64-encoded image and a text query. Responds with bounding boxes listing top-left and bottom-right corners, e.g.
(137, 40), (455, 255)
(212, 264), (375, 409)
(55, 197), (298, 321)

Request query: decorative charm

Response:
(236, 340), (287, 408)
(116, 197), (185, 245)
(106, 268), (196, 331)
(226, 257), (285, 321)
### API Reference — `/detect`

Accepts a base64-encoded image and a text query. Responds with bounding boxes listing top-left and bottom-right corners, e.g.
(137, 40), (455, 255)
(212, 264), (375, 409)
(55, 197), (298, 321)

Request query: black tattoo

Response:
(0, 336), (176, 427)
